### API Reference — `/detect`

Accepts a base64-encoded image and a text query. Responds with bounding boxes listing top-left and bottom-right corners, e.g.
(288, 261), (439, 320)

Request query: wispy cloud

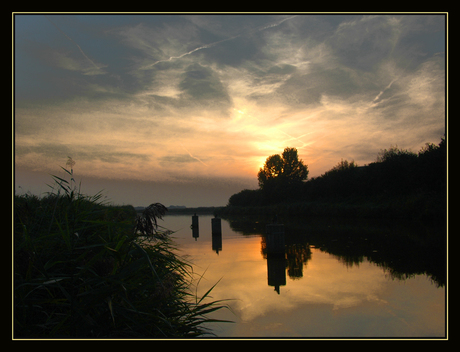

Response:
(140, 15), (298, 69)
(15, 14), (446, 205)
(44, 15), (104, 74)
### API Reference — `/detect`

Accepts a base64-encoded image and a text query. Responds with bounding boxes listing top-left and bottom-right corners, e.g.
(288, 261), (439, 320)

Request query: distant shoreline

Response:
(135, 206), (224, 215)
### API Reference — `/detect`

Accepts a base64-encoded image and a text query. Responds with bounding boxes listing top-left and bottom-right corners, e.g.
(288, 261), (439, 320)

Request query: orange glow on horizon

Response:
(15, 14), (445, 206)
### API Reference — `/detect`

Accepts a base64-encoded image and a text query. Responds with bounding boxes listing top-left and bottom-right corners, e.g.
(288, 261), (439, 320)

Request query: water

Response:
(161, 214), (446, 338)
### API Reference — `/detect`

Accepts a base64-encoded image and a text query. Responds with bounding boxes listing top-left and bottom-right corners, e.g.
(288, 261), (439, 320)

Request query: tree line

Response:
(228, 136), (446, 209)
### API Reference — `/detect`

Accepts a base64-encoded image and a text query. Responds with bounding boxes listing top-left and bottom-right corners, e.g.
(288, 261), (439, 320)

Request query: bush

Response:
(228, 189), (263, 207)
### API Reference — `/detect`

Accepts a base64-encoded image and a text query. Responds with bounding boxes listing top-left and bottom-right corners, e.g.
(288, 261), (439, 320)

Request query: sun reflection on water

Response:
(163, 215), (445, 338)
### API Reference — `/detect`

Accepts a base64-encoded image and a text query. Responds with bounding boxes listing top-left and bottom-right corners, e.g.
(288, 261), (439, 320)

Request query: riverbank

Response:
(222, 137), (447, 223)
(216, 192), (446, 223)
(14, 175), (228, 338)
(167, 206), (224, 215)
(135, 206), (224, 215)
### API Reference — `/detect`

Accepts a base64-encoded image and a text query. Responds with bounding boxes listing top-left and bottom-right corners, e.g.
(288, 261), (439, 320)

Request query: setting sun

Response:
(14, 14), (445, 206)
(13, 13), (447, 341)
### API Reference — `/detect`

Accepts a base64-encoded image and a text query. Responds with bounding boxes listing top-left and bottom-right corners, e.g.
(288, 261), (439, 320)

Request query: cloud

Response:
(328, 16), (400, 71)
(116, 18), (211, 71)
(159, 154), (200, 165)
(179, 63), (232, 108)
(138, 15), (299, 69)
(44, 15), (106, 75)
(15, 141), (150, 168)
(15, 14), (446, 205)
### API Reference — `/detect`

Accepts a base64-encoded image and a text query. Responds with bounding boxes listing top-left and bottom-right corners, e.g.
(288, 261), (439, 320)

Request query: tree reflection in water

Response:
(227, 215), (446, 289)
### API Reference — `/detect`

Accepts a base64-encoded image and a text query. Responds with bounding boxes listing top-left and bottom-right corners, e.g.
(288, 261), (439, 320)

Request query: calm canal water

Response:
(161, 214), (446, 338)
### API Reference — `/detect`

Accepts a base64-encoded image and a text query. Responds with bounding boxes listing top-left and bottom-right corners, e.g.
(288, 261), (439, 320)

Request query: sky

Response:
(14, 13), (446, 207)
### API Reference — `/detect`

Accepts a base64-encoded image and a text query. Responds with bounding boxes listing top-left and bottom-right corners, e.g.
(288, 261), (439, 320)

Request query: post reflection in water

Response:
(263, 223), (313, 293)
(168, 214), (445, 337)
(212, 233), (222, 254)
(266, 253), (286, 294)
(265, 223), (286, 294)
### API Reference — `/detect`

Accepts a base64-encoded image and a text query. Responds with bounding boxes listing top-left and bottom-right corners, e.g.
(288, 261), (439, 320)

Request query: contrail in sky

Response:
(143, 15), (298, 69)
(44, 15), (101, 71)
(279, 130), (312, 150)
(143, 35), (239, 69)
(258, 15), (298, 31)
(373, 78), (398, 103)
(180, 143), (209, 167)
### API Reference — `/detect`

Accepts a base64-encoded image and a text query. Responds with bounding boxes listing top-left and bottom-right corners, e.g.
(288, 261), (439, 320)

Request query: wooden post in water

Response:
(211, 217), (222, 235)
(211, 217), (222, 254)
(191, 213), (199, 241)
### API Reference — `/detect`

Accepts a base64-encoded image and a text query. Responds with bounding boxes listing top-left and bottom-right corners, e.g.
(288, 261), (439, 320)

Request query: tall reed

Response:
(14, 164), (231, 338)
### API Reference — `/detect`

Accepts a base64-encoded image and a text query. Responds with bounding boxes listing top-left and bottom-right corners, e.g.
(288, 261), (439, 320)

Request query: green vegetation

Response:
(222, 137), (447, 221)
(14, 164), (231, 338)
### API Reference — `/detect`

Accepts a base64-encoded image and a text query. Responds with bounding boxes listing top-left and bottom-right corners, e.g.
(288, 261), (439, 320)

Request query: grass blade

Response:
(197, 277), (222, 306)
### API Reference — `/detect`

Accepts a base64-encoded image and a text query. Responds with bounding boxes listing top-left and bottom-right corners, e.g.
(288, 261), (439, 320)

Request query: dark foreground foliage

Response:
(14, 168), (231, 338)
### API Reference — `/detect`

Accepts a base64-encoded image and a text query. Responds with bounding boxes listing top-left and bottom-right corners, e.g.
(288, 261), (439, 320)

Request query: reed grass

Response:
(14, 165), (232, 338)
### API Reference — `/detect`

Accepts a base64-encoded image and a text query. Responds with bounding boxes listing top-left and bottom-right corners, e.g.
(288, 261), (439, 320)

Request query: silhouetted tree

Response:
(225, 136), (446, 212)
(258, 147), (308, 190)
(325, 159), (358, 174)
(372, 146), (418, 196)
(417, 135), (446, 193)
(257, 147), (308, 204)
(257, 154), (283, 189)
(228, 189), (262, 207)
